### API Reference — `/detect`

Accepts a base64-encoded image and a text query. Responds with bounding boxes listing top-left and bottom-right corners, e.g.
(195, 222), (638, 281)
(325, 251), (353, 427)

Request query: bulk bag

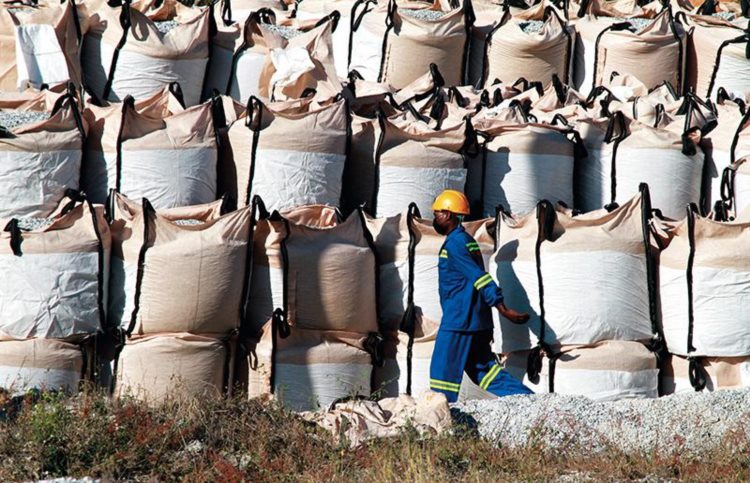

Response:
(572, 113), (617, 212)
(364, 208), (412, 332)
(660, 206), (750, 358)
(683, 12), (750, 100)
(0, 193), (109, 341)
(590, 9), (686, 92)
(81, 86), (178, 204)
(249, 204), (378, 334)
(115, 333), (230, 402)
(295, 0), (355, 78)
(373, 114), (469, 218)
(0, 2), (83, 91)
(608, 112), (704, 220)
(112, 96), (218, 210)
(256, 13), (341, 102)
(703, 96), (744, 208)
(473, 114), (577, 217)
(203, 9), (283, 104)
(0, 339), (84, 395)
(248, 204), (339, 334)
(572, 0), (664, 93)
(492, 190), (658, 353)
(661, 354), (750, 394)
(538, 189), (657, 346)
(479, 6), (573, 88)
(347, 0), (388, 82)
(0, 89), (86, 218)
(490, 205), (543, 353)
(81, 0), (210, 106)
(108, 193), (251, 338)
(349, 0), (472, 88)
(373, 317), (437, 397)
(227, 96), (348, 212)
(503, 341), (659, 401)
(341, 113), (379, 215)
(247, 322), (375, 411)
(379, 0), (473, 89)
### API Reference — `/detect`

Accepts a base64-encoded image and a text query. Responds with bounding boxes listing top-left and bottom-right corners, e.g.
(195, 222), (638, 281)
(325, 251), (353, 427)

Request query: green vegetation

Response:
(2, 389), (750, 481)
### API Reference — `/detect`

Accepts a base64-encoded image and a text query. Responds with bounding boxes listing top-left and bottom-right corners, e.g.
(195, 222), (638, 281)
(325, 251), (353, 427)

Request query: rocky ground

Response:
(454, 389), (750, 455)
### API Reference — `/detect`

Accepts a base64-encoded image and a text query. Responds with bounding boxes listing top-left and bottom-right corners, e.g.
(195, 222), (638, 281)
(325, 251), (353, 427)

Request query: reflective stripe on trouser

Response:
(429, 329), (533, 403)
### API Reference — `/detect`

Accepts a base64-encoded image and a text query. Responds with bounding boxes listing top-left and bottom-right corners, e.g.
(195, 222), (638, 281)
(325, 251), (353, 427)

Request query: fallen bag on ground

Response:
(300, 392), (451, 447)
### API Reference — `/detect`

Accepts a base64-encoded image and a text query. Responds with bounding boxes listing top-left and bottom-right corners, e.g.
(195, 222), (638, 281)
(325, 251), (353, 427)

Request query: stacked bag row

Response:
(0, 0), (746, 111)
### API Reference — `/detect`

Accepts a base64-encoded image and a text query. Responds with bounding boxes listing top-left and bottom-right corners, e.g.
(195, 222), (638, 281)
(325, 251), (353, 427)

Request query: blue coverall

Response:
(429, 224), (532, 402)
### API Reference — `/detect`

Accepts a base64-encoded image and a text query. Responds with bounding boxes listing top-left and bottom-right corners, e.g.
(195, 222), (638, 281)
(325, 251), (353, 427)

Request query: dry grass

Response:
(1, 389), (750, 481)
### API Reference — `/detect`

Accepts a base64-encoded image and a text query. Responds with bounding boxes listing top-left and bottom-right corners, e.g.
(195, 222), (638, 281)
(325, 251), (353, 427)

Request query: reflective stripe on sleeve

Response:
(440, 249), (448, 259)
(466, 242), (481, 253)
(474, 273), (493, 290)
(430, 379), (461, 392)
(480, 364), (502, 390)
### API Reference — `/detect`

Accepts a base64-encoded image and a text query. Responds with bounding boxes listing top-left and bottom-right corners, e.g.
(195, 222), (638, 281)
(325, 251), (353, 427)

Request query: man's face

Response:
(432, 210), (454, 235)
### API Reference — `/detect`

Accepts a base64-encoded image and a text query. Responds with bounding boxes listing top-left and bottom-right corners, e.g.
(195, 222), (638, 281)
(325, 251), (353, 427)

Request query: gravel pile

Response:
(400, 8), (447, 20)
(263, 24), (303, 39)
(16, 218), (54, 232)
(519, 20), (545, 34)
(454, 390), (750, 455)
(608, 17), (652, 33)
(713, 11), (736, 21)
(173, 219), (203, 226)
(0, 110), (50, 130)
(155, 20), (180, 35)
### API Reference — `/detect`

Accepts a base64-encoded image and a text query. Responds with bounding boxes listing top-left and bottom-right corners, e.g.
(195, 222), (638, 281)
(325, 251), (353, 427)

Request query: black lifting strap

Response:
(103, 0), (132, 100)
(684, 203), (707, 391)
(400, 202), (421, 396)
(527, 200), (555, 384)
(125, 198), (155, 337)
(3, 218), (22, 256)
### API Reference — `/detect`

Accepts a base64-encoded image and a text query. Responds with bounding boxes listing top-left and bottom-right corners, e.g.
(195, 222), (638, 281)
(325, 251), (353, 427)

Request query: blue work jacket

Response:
(438, 225), (503, 332)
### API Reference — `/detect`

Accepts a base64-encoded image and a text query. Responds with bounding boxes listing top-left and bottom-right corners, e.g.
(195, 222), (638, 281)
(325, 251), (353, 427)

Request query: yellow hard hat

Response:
(432, 190), (470, 215)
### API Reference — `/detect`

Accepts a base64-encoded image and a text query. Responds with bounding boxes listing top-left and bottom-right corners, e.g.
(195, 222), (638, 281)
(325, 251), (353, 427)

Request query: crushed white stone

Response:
(155, 20), (180, 35)
(263, 24), (303, 39)
(16, 218), (54, 232)
(0, 110), (50, 130)
(400, 8), (447, 21)
(453, 389), (750, 455)
(519, 20), (545, 33)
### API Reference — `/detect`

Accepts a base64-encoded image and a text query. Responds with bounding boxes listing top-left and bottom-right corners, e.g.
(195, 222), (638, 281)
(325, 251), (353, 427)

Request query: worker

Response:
(429, 189), (533, 402)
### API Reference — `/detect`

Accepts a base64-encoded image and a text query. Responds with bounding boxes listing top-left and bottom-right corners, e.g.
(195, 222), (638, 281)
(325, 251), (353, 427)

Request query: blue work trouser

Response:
(429, 329), (533, 403)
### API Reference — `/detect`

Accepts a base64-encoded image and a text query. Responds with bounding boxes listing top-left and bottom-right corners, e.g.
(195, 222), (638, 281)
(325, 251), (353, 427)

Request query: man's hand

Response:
(496, 303), (530, 325)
